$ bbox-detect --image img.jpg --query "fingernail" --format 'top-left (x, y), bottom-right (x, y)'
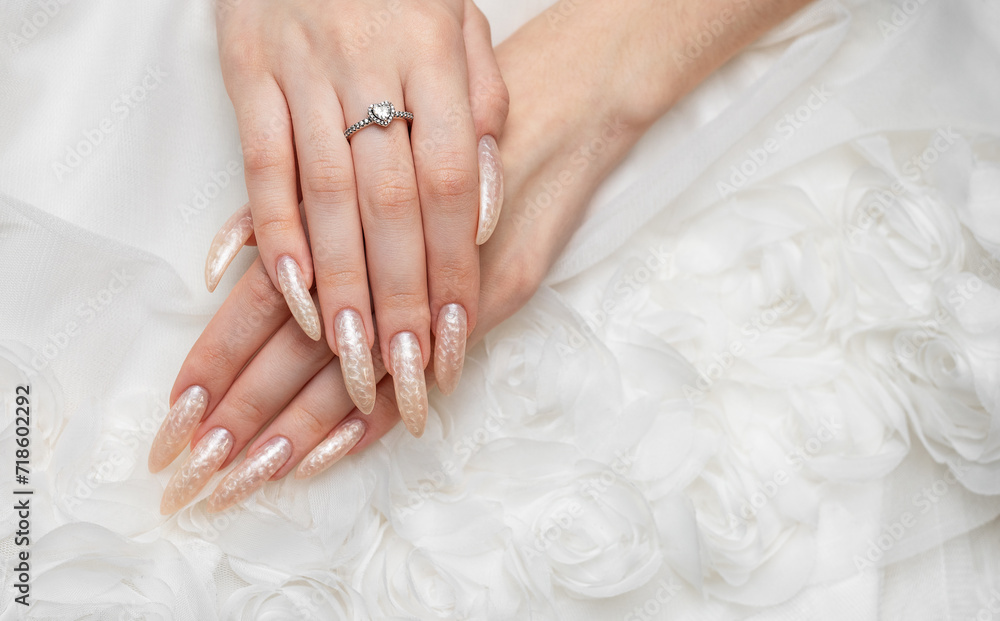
top-left (148, 386), bottom-right (209, 473)
top-left (276, 255), bottom-right (322, 341)
top-left (206, 436), bottom-right (292, 513)
top-left (295, 419), bottom-right (366, 479)
top-left (390, 331), bottom-right (428, 438)
top-left (434, 304), bottom-right (468, 396)
top-left (205, 203), bottom-right (254, 292)
top-left (335, 309), bottom-right (377, 415)
top-left (160, 427), bottom-right (233, 514)
top-left (476, 135), bottom-right (504, 245)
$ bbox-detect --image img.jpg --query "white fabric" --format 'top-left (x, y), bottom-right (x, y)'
top-left (1, 0), bottom-right (999, 618)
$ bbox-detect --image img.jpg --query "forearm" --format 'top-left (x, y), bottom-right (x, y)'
top-left (488, 0), bottom-right (812, 278)
top-left (550, 0), bottom-right (815, 129)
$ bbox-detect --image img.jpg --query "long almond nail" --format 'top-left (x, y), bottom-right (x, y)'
top-left (335, 309), bottom-right (376, 414)
top-left (390, 332), bottom-right (428, 438)
top-left (207, 436), bottom-right (292, 513)
top-left (148, 386), bottom-right (209, 473)
top-left (476, 135), bottom-right (504, 245)
top-left (205, 203), bottom-right (254, 292)
top-left (160, 427), bottom-right (233, 514)
top-left (434, 304), bottom-right (468, 396)
top-left (276, 255), bottom-right (321, 341)
top-left (295, 419), bottom-right (366, 479)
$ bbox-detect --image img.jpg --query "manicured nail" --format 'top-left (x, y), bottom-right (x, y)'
top-left (334, 309), bottom-right (376, 415)
top-left (295, 419), bottom-right (366, 479)
top-left (390, 331), bottom-right (428, 438)
top-left (160, 427), bottom-right (233, 514)
top-left (148, 386), bottom-right (209, 473)
top-left (205, 203), bottom-right (254, 292)
top-left (434, 304), bottom-right (468, 396)
top-left (206, 436), bottom-right (292, 513)
top-left (276, 255), bottom-right (321, 341)
top-left (476, 135), bottom-right (503, 245)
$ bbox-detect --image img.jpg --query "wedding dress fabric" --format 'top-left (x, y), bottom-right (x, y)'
top-left (1, 0), bottom-right (999, 618)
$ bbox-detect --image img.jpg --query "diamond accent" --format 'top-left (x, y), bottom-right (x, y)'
top-left (370, 101), bottom-right (394, 126)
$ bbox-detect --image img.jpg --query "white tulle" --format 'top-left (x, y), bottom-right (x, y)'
top-left (2, 0), bottom-right (1000, 619)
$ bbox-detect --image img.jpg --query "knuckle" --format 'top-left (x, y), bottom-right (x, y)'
top-left (423, 160), bottom-right (477, 204)
top-left (220, 33), bottom-right (267, 74)
top-left (367, 178), bottom-right (419, 222)
top-left (253, 211), bottom-right (298, 238)
top-left (226, 390), bottom-right (270, 424)
top-left (412, 9), bottom-right (461, 53)
top-left (289, 404), bottom-right (330, 438)
top-left (302, 161), bottom-right (355, 205)
top-left (432, 258), bottom-right (478, 294)
top-left (197, 340), bottom-right (237, 381)
top-left (314, 265), bottom-right (366, 292)
top-left (379, 290), bottom-right (430, 322)
top-left (244, 265), bottom-right (285, 311)
top-left (242, 139), bottom-right (290, 176)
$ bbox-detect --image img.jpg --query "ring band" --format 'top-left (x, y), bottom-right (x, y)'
top-left (344, 101), bottom-right (413, 139)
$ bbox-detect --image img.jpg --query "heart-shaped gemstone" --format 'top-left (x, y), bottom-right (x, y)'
top-left (371, 103), bottom-right (392, 125)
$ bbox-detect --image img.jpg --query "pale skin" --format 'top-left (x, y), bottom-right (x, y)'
top-left (156, 0), bottom-right (813, 510)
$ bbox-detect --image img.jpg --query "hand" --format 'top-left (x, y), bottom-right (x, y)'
top-left (206, 0), bottom-right (509, 431)
top-left (149, 0), bottom-right (814, 513)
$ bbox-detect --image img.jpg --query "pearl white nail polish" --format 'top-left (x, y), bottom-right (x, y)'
top-left (160, 427), bottom-right (233, 514)
top-left (205, 203), bottom-right (254, 293)
top-left (207, 436), bottom-right (292, 513)
top-left (335, 309), bottom-right (376, 415)
top-left (434, 304), bottom-right (467, 396)
top-left (148, 386), bottom-right (209, 473)
top-left (390, 331), bottom-right (428, 438)
top-left (276, 255), bottom-right (322, 341)
top-left (476, 135), bottom-right (504, 245)
top-left (295, 419), bottom-right (366, 479)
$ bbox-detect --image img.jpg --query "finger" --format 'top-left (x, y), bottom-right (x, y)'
top-left (150, 258), bottom-right (289, 473)
top-left (463, 1), bottom-right (508, 246)
top-left (344, 90), bottom-right (430, 436)
top-left (405, 59), bottom-right (479, 396)
top-left (250, 338), bottom-right (387, 483)
top-left (283, 71), bottom-right (379, 414)
top-left (232, 77), bottom-right (321, 340)
top-left (159, 314), bottom-right (332, 514)
top-left (205, 202), bottom-right (254, 293)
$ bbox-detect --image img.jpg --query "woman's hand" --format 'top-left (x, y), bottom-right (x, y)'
top-left (149, 0), bottom-right (814, 513)
top-left (207, 0), bottom-right (509, 428)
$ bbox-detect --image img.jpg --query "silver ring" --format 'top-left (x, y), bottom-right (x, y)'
top-left (344, 101), bottom-right (414, 140)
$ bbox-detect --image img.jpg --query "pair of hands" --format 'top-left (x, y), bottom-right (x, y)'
top-left (147, 0), bottom-right (644, 515)
top-left (147, 0), bottom-right (811, 514)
